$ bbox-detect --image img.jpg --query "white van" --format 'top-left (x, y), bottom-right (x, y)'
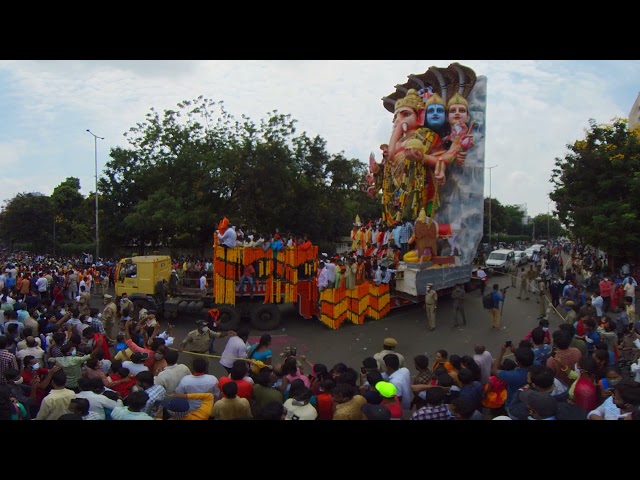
top-left (485, 249), bottom-right (515, 273)
top-left (524, 244), bottom-right (544, 261)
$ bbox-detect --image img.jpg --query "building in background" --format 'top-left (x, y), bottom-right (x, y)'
top-left (629, 92), bottom-right (640, 131)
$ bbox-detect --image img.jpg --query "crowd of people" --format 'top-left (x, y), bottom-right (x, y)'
top-left (2, 238), bottom-right (640, 421)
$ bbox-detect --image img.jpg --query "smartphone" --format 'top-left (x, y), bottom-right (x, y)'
top-left (505, 340), bottom-right (512, 347)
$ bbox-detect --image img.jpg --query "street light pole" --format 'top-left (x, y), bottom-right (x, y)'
top-left (485, 165), bottom-right (498, 248)
top-left (546, 200), bottom-right (552, 240)
top-left (86, 129), bottom-right (104, 263)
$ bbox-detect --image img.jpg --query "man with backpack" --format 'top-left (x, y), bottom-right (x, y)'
top-left (485, 284), bottom-right (506, 330)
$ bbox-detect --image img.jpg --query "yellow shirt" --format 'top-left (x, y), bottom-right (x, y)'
top-left (166, 393), bottom-right (214, 420)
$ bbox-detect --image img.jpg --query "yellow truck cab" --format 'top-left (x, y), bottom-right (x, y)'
top-left (115, 255), bottom-right (172, 311)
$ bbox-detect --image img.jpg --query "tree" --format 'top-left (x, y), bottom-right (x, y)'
top-left (98, 97), bottom-right (371, 254)
top-left (531, 214), bottom-right (565, 240)
top-left (550, 118), bottom-right (640, 258)
top-left (51, 177), bottom-right (93, 245)
top-left (0, 193), bottom-right (54, 251)
top-left (502, 204), bottom-right (526, 235)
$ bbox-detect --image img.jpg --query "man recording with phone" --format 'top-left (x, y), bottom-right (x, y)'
top-left (489, 284), bottom-right (507, 330)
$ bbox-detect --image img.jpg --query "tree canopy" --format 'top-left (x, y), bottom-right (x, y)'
top-left (550, 118), bottom-right (640, 258)
top-left (0, 97), bottom-right (379, 257)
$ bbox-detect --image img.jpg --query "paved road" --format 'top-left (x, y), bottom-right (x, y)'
top-left (124, 269), bottom-right (565, 379)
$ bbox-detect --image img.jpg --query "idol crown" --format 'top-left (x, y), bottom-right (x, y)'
top-left (395, 89), bottom-right (423, 112)
top-left (424, 93), bottom-right (445, 108)
top-left (447, 92), bottom-right (468, 109)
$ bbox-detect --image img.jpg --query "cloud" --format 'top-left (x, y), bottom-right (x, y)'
top-left (0, 60), bottom-right (638, 221)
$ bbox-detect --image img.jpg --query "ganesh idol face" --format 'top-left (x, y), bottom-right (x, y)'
top-left (448, 104), bottom-right (469, 126)
top-left (393, 107), bottom-right (419, 133)
top-left (426, 103), bottom-right (446, 129)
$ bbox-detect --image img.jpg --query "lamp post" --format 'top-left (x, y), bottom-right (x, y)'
top-left (485, 165), bottom-right (498, 248)
top-left (546, 200), bottom-right (552, 240)
top-left (86, 129), bottom-right (104, 263)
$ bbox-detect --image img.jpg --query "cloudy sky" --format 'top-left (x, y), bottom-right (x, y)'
top-left (1, 60), bottom-right (638, 219)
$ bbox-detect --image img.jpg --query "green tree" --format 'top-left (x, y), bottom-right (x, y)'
top-left (0, 193), bottom-right (54, 251)
top-left (503, 204), bottom-right (526, 235)
top-left (531, 214), bottom-right (566, 240)
top-left (483, 197), bottom-right (507, 241)
top-left (98, 97), bottom-right (371, 254)
top-left (51, 177), bottom-right (93, 245)
top-left (550, 118), bottom-right (640, 257)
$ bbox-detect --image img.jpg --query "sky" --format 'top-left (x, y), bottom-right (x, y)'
top-left (1, 60), bottom-right (639, 219)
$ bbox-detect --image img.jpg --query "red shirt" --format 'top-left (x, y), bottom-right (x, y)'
top-left (107, 373), bottom-right (137, 398)
top-left (573, 377), bottom-right (598, 413)
top-left (93, 333), bottom-right (111, 361)
top-left (315, 392), bottom-right (334, 420)
top-left (383, 396), bottom-right (403, 419)
top-left (242, 264), bottom-right (255, 278)
top-left (21, 368), bottom-right (49, 405)
top-left (599, 280), bottom-right (613, 298)
top-left (218, 376), bottom-right (253, 400)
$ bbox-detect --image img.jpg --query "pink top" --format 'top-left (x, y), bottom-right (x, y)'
top-left (286, 369), bottom-right (311, 388)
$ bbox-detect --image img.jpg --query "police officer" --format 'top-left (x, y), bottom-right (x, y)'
top-left (424, 283), bottom-right (438, 331)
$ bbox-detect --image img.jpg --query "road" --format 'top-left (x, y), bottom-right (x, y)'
top-left (91, 268), bottom-right (562, 379)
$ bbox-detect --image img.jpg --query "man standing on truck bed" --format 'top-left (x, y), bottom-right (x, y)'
top-left (424, 283), bottom-right (438, 331)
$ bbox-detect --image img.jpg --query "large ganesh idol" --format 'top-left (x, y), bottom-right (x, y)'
top-left (368, 63), bottom-right (486, 265)
top-left (381, 88), bottom-right (462, 224)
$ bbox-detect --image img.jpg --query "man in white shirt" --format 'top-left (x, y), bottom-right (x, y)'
top-left (175, 357), bottom-right (220, 410)
top-left (476, 267), bottom-right (488, 295)
top-left (217, 226), bottom-right (237, 248)
top-left (154, 349), bottom-right (191, 394)
top-left (592, 292), bottom-right (604, 318)
top-left (199, 273), bottom-right (207, 291)
top-left (473, 345), bottom-right (494, 385)
top-left (75, 377), bottom-right (118, 420)
top-left (623, 279), bottom-right (636, 304)
top-left (325, 260), bottom-right (336, 289)
top-left (317, 263), bottom-right (329, 292)
top-left (35, 273), bottom-right (48, 299)
top-left (384, 353), bottom-right (412, 411)
top-left (16, 336), bottom-right (45, 368)
top-left (219, 327), bottom-right (250, 374)
top-left (122, 352), bottom-right (150, 376)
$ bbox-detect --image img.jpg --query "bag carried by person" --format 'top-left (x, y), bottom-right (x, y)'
top-left (482, 292), bottom-right (494, 310)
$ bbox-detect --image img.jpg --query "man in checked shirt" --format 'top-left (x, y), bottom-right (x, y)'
top-left (399, 218), bottom-right (414, 255)
top-left (411, 385), bottom-right (451, 420)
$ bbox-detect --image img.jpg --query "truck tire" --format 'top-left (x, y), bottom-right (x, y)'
top-left (187, 301), bottom-right (198, 314)
top-left (178, 301), bottom-right (189, 313)
top-left (134, 299), bottom-right (152, 312)
top-left (250, 304), bottom-right (281, 331)
top-left (216, 305), bottom-right (241, 331)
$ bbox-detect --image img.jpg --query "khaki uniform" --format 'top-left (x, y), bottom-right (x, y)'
top-left (538, 281), bottom-right (547, 317)
top-left (424, 288), bottom-right (438, 330)
top-left (181, 329), bottom-right (222, 354)
top-left (518, 271), bottom-right (529, 299)
top-left (509, 263), bottom-right (518, 287)
top-left (102, 301), bottom-right (118, 338)
top-left (120, 297), bottom-right (134, 316)
top-left (526, 268), bottom-right (536, 293)
top-left (78, 291), bottom-right (91, 316)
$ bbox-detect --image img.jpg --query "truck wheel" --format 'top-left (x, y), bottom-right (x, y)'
top-left (216, 306), bottom-right (241, 331)
top-left (186, 301), bottom-right (198, 313)
top-left (250, 304), bottom-right (281, 331)
top-left (134, 299), bottom-right (152, 312)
